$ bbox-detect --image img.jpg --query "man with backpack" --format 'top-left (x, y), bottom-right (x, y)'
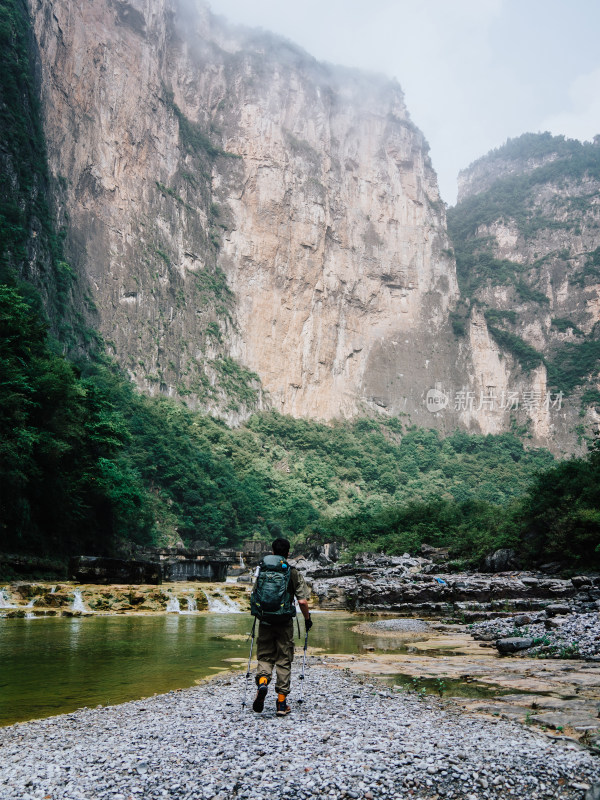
top-left (250, 537), bottom-right (312, 716)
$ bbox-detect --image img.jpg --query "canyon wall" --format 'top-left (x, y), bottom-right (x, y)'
top-left (450, 134), bottom-right (600, 452)
top-left (26, 0), bottom-right (592, 449)
top-left (29, 0), bottom-right (461, 423)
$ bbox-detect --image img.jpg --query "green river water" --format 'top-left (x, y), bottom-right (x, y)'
top-left (0, 613), bottom-right (395, 726)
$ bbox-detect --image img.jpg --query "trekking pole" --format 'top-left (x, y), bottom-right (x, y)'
top-left (297, 626), bottom-right (309, 706)
top-left (241, 618), bottom-right (257, 711)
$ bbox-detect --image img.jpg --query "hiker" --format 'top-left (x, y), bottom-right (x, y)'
top-left (251, 537), bottom-right (312, 716)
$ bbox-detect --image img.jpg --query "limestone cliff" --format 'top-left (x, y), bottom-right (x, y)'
top-left (449, 134), bottom-right (600, 452)
top-left (27, 0), bottom-right (465, 424)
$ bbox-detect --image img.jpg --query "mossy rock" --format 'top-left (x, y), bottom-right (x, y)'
top-left (42, 593), bottom-right (70, 607)
top-left (88, 598), bottom-right (112, 610)
top-left (195, 592), bottom-right (209, 611)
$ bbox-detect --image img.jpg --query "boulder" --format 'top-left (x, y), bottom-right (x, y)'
top-left (539, 562), bottom-right (562, 573)
top-left (482, 548), bottom-right (518, 573)
top-left (513, 614), bottom-right (533, 627)
top-left (545, 617), bottom-right (566, 630)
top-left (572, 575), bottom-right (593, 589)
top-left (545, 603), bottom-right (571, 616)
top-left (496, 637), bottom-right (534, 654)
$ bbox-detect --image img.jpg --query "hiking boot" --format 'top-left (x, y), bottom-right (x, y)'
top-left (252, 678), bottom-right (268, 713)
top-left (276, 693), bottom-right (291, 716)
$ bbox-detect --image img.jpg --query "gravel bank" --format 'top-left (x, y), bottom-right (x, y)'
top-left (2, 665), bottom-right (600, 800)
top-left (360, 618), bottom-right (430, 633)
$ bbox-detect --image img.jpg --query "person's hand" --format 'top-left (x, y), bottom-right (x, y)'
top-left (305, 614), bottom-right (313, 632)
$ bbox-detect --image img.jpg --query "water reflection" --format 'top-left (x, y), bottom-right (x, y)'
top-left (0, 613), bottom-right (353, 725)
top-left (0, 612), bottom-right (414, 726)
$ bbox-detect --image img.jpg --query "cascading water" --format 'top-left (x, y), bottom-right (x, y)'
top-left (186, 595), bottom-right (197, 613)
top-left (0, 589), bottom-right (16, 609)
top-left (202, 589), bottom-right (242, 613)
top-left (71, 589), bottom-right (87, 613)
top-left (165, 595), bottom-right (181, 613)
top-left (239, 554), bottom-right (245, 569)
top-left (25, 599), bottom-right (35, 619)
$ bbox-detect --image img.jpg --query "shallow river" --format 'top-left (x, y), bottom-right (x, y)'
top-left (0, 612), bottom-right (399, 726)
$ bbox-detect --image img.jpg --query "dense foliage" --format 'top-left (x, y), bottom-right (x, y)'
top-left (0, 0), bottom-right (80, 341)
top-left (1, 283), bottom-right (560, 558)
top-left (0, 286), bottom-right (155, 555)
top-left (518, 438), bottom-right (600, 566)
top-left (318, 498), bottom-right (522, 566)
top-left (323, 436), bottom-right (600, 570)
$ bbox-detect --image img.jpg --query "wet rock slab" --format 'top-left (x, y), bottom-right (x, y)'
top-left (2, 667), bottom-right (600, 800)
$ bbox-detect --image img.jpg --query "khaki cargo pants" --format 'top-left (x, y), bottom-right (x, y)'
top-left (255, 619), bottom-right (295, 696)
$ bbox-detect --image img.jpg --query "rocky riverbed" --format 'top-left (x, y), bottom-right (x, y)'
top-left (470, 612), bottom-right (600, 659)
top-left (2, 665), bottom-right (600, 800)
top-left (343, 618), bottom-right (600, 749)
top-left (308, 565), bottom-right (600, 620)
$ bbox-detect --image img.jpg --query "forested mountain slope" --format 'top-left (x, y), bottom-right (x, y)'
top-left (448, 133), bottom-right (600, 449)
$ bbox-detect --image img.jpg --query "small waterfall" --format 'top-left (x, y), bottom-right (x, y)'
top-left (71, 589), bottom-right (87, 613)
top-left (166, 595), bottom-right (181, 613)
top-left (25, 599), bottom-right (35, 619)
top-left (0, 589), bottom-right (16, 609)
top-left (239, 554), bottom-right (245, 569)
top-left (50, 586), bottom-right (56, 594)
top-left (186, 595), bottom-right (197, 613)
top-left (203, 588), bottom-right (242, 613)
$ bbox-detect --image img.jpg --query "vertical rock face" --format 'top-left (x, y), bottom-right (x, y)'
top-left (208, 46), bottom-right (458, 420)
top-left (30, 0), bottom-right (262, 420)
top-left (29, 0), bottom-right (461, 422)
top-left (449, 134), bottom-right (600, 452)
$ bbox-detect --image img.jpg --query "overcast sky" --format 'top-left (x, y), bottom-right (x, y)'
top-left (205, 0), bottom-right (600, 205)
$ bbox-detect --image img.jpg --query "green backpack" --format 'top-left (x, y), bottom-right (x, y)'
top-left (250, 555), bottom-right (296, 623)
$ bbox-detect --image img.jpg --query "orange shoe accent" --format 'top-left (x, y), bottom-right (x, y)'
top-left (259, 677), bottom-right (268, 686)
top-left (277, 693), bottom-right (286, 703)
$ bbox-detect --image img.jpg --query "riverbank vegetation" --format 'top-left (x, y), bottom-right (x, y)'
top-left (322, 433), bottom-right (600, 569)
